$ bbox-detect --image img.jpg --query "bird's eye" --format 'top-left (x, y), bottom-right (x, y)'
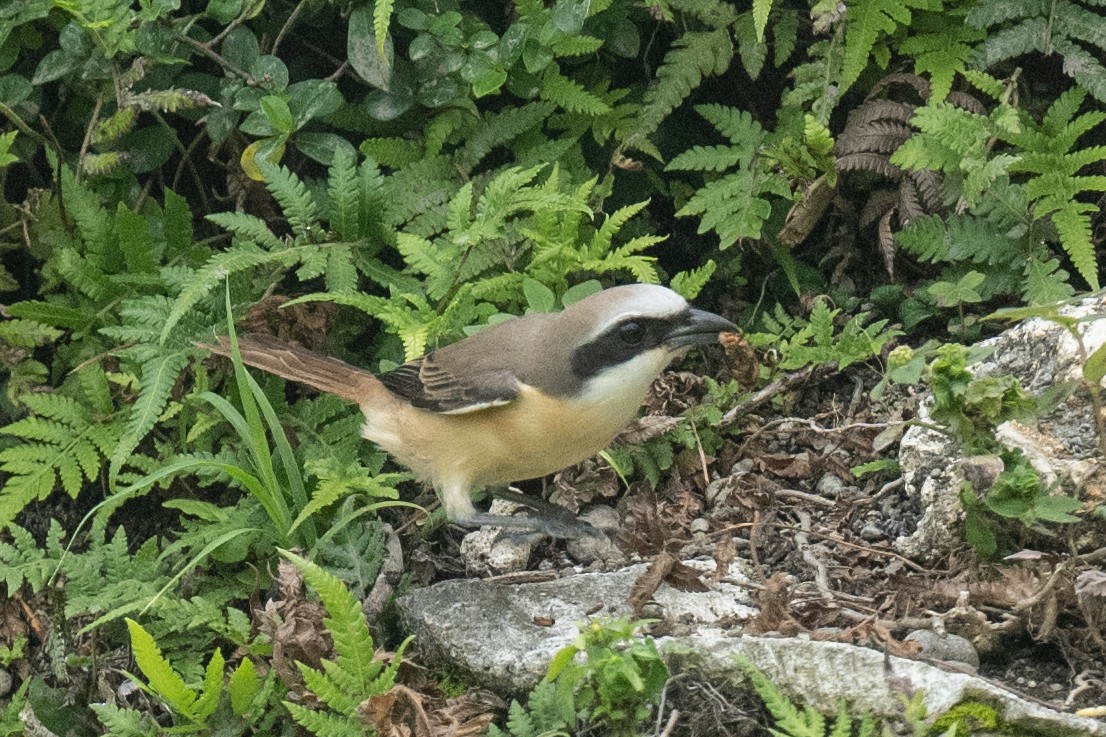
top-left (618, 321), bottom-right (646, 345)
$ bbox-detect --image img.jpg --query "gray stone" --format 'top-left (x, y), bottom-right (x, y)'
top-left (687, 633), bottom-right (1103, 736)
top-left (815, 473), bottom-right (847, 498)
top-left (895, 292), bottom-right (1106, 560)
top-left (459, 500), bottom-right (540, 576)
top-left (397, 570), bottom-right (1103, 735)
top-left (905, 629), bottom-right (980, 669)
top-left (565, 506), bottom-right (624, 564)
top-left (397, 561), bottom-right (756, 690)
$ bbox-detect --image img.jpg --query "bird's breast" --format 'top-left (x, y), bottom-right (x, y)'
top-left (358, 363), bottom-right (664, 488)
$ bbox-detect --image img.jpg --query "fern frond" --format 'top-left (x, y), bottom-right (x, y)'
top-left (326, 148), bottom-right (361, 242)
top-left (359, 137), bottom-right (422, 168)
top-left (667, 144), bottom-right (746, 171)
top-left (374, 0), bottom-right (394, 58)
top-left (541, 69), bottom-right (612, 116)
top-left (1022, 257), bottom-right (1075, 303)
top-left (205, 212), bottom-right (285, 250)
top-left (552, 35), bottom-right (604, 56)
top-left (1048, 202), bottom-right (1099, 289)
top-left (256, 161), bottom-right (320, 239)
top-left (0, 397), bottom-right (123, 529)
top-left (283, 702), bottom-right (362, 737)
top-left (841, 0), bottom-right (933, 94)
top-left (108, 350), bottom-right (192, 479)
top-left (671, 260), bottom-right (717, 299)
top-left (458, 102), bottom-right (556, 170)
top-left (158, 243), bottom-right (313, 343)
top-left (627, 28), bottom-right (733, 149)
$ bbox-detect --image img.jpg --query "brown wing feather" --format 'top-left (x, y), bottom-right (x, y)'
top-left (378, 354), bottom-right (519, 414)
top-left (201, 335), bottom-right (382, 404)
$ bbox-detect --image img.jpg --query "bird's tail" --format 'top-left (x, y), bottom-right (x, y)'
top-left (200, 335), bottom-right (383, 404)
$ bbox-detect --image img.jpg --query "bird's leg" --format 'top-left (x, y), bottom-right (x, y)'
top-left (440, 480), bottom-right (604, 540)
top-left (459, 511), bottom-right (603, 540)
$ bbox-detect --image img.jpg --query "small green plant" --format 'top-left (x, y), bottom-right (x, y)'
top-left (960, 452), bottom-right (1083, 557)
top-left (544, 618), bottom-right (669, 737)
top-left (923, 343), bottom-right (1035, 451)
top-left (487, 680), bottom-right (574, 737)
top-left (735, 655), bottom-right (877, 737)
top-left (893, 342), bottom-right (1084, 556)
top-left (92, 618), bottom-right (270, 736)
top-left (279, 549), bottom-right (411, 736)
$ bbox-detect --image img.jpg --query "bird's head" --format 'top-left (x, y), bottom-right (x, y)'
top-left (566, 284), bottom-right (736, 388)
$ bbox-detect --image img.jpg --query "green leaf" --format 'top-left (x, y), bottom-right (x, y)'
top-left (1084, 342), bottom-right (1106, 384)
top-left (523, 278), bottom-right (556, 312)
top-left (126, 619), bottom-right (198, 718)
top-left (349, 5), bottom-right (393, 89)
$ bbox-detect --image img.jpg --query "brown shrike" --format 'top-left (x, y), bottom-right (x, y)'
top-left (205, 284), bottom-right (735, 536)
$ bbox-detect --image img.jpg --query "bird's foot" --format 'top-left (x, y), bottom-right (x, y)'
top-left (458, 510), bottom-right (604, 541)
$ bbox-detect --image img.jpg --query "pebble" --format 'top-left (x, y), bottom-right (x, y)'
top-left (905, 630), bottom-right (980, 669)
top-left (815, 474), bottom-right (846, 498)
top-left (859, 522), bottom-right (885, 541)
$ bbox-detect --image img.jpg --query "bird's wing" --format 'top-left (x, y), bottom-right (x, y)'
top-left (378, 356), bottom-right (520, 414)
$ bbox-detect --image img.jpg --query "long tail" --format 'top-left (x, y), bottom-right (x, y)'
top-left (200, 335), bottom-right (383, 404)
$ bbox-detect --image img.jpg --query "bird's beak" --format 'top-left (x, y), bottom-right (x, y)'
top-left (665, 308), bottom-right (737, 349)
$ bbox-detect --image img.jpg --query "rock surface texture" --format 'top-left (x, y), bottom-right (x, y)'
top-left (896, 293), bottom-right (1106, 560)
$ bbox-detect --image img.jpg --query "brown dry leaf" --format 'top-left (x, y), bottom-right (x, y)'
top-left (552, 457), bottom-right (620, 512)
top-left (1075, 569), bottom-right (1106, 598)
top-left (428, 692), bottom-right (500, 737)
top-left (667, 560), bottom-right (709, 593)
top-left (644, 371), bottom-right (706, 415)
top-left (844, 618), bottom-right (921, 659)
top-left (713, 535), bottom-right (736, 583)
top-left (747, 572), bottom-right (800, 635)
top-left (756, 452), bottom-right (812, 479)
top-left (0, 598), bottom-right (31, 647)
top-left (618, 488), bottom-right (671, 555)
top-left (719, 332), bottom-right (760, 390)
top-left (360, 685), bottom-right (433, 737)
top-left (613, 415), bottom-right (683, 446)
top-left (629, 549), bottom-right (676, 614)
top-left (241, 294), bottom-right (337, 351)
top-left (255, 558), bottom-right (331, 690)
top-left (932, 567), bottom-right (1043, 609)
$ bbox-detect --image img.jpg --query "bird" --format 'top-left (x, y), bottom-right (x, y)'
top-left (203, 284), bottom-right (736, 537)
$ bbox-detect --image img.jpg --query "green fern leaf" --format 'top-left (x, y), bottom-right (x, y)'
top-left (753, 0), bottom-right (772, 41)
top-left (283, 702), bottom-right (362, 737)
top-left (374, 0), bottom-right (394, 58)
top-left (204, 212), bottom-right (284, 250)
top-left (91, 703), bottom-right (159, 737)
top-left (126, 618), bottom-right (199, 717)
top-left (0, 523), bottom-right (55, 592)
top-left (1048, 203), bottom-right (1099, 289)
top-left (158, 243), bottom-right (312, 343)
top-left (359, 136), bottom-right (422, 168)
top-left (552, 35), bottom-right (604, 56)
top-left (256, 160), bottom-right (319, 239)
top-left (841, 0), bottom-right (934, 93)
top-left (0, 396), bottom-right (123, 529)
top-left (327, 148), bottom-right (360, 242)
top-left (1023, 257), bottom-right (1075, 303)
top-left (108, 350), bottom-right (192, 480)
top-left (671, 260), bottom-right (717, 299)
top-left (667, 144), bottom-right (746, 172)
top-left (898, 14), bottom-right (983, 101)
top-left (458, 102), bottom-right (556, 170)
top-left (734, 12), bottom-right (767, 80)
top-left (540, 68), bottom-right (612, 116)
top-left (282, 551), bottom-right (384, 692)
top-left (627, 28), bottom-right (733, 149)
